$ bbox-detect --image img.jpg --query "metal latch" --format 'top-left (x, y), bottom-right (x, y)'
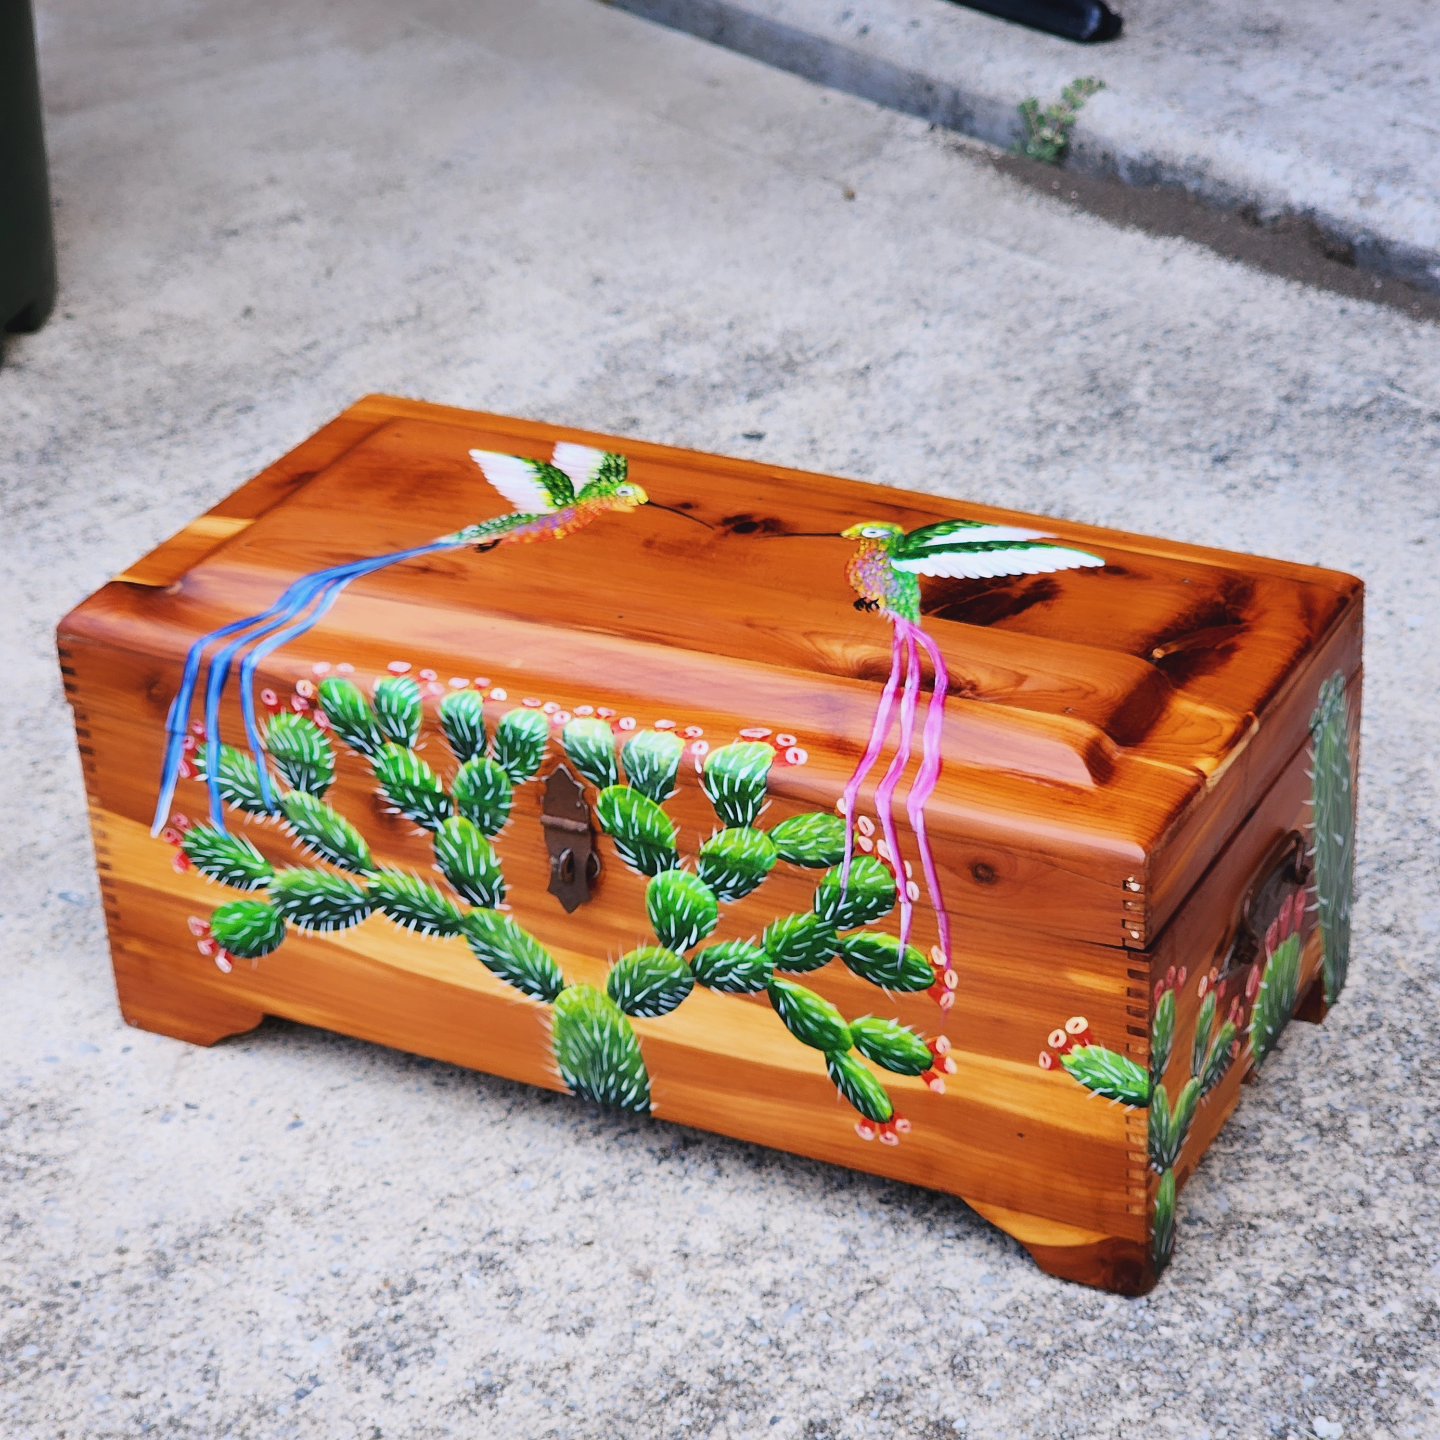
top-left (541, 764), bottom-right (601, 912)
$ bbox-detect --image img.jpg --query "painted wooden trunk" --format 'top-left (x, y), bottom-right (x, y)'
top-left (58, 395), bottom-right (1361, 1294)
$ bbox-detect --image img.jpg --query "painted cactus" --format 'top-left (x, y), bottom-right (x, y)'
top-left (166, 666), bottom-right (952, 1141)
top-left (1309, 673), bottom-right (1355, 1005)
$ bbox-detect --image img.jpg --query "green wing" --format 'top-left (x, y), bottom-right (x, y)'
top-left (893, 520), bottom-right (1103, 580)
top-left (470, 449), bottom-right (576, 512)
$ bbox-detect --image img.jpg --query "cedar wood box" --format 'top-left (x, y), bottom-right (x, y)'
top-left (58, 396), bottom-right (1362, 1294)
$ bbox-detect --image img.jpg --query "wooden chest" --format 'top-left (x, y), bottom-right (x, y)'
top-left (58, 395), bottom-right (1361, 1294)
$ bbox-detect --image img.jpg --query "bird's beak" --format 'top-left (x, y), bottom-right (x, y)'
top-left (647, 501), bottom-right (714, 530)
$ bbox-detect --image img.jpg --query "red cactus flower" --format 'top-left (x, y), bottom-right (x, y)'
top-left (878, 1124), bottom-right (900, 1146)
top-left (187, 915), bottom-right (209, 938)
top-left (855, 1120), bottom-right (877, 1142)
top-left (172, 852), bottom-right (192, 873)
top-left (923, 1068), bottom-right (947, 1092)
top-left (930, 1035), bottom-right (952, 1058)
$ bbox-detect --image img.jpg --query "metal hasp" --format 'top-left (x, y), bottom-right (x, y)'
top-left (541, 764), bottom-right (601, 912)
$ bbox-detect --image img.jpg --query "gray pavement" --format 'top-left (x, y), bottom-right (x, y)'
top-left (4, 0), bottom-right (1440, 1435)
top-left (616, 0), bottom-right (1440, 291)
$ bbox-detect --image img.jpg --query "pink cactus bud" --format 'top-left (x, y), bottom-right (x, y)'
top-left (187, 916), bottom-right (210, 937)
top-left (313, 712), bottom-right (331, 730)
top-left (595, 706), bottom-right (614, 718)
top-left (1177, 967), bottom-right (1188, 987)
top-left (854, 1120), bottom-right (876, 1142)
top-left (654, 719), bottom-right (676, 730)
top-left (260, 688), bottom-right (279, 710)
top-left (489, 687), bottom-right (507, 701)
top-left (1246, 966), bottom-right (1261, 999)
top-left (775, 733), bottom-right (797, 748)
top-left (1048, 1027), bottom-right (1068, 1051)
top-left (931, 1035), bottom-right (952, 1057)
top-left (878, 1126), bottom-right (900, 1147)
top-left (161, 826), bottom-right (182, 846)
top-left (784, 747), bottom-right (809, 766)
top-left (619, 716), bottom-right (637, 730)
top-left (523, 696), bottom-right (541, 708)
top-left (1166, 966), bottom-right (1176, 986)
top-left (1065, 1016), bottom-right (1089, 1036)
top-left (295, 678), bottom-right (316, 699)
top-left (386, 660), bottom-right (411, 675)
top-left (1038, 1052), bottom-right (1054, 1071)
top-left (426, 682), bottom-right (444, 697)
top-left (172, 813), bottom-right (193, 831)
top-left (418, 668), bottom-right (437, 682)
top-left (291, 695), bottom-right (310, 712)
top-left (172, 853), bottom-right (192, 873)
top-left (942, 1055), bottom-right (958, 1075)
top-left (336, 662), bottom-right (355, 675)
top-left (311, 661), bottom-right (332, 676)
top-left (213, 950), bottom-right (234, 974)
top-left (1198, 974), bottom-right (1209, 999)
top-left (683, 726), bottom-right (703, 738)
top-left (937, 990), bottom-right (955, 1011)
top-left (448, 677), bottom-right (469, 689)
top-left (1266, 918), bottom-right (1280, 954)
top-left (943, 970), bottom-right (958, 991)
top-left (1154, 981), bottom-right (1165, 1004)
top-left (190, 721), bottom-right (206, 736)
top-left (552, 711), bottom-right (572, 727)
top-left (893, 1117), bottom-right (912, 1135)
top-left (181, 735), bottom-right (198, 754)
top-left (196, 937), bottom-right (216, 957)
top-left (739, 727), bottom-right (772, 740)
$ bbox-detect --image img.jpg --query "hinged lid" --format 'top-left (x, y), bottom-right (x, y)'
top-left (67, 396), bottom-right (1363, 951)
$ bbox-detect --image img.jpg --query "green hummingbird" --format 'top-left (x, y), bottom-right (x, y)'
top-left (835, 517), bottom-right (1104, 1003)
top-left (154, 442), bottom-right (706, 836)
top-left (840, 518), bottom-right (1105, 623)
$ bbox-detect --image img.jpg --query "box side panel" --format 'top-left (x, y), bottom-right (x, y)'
top-left (1111, 666), bottom-right (1359, 1274)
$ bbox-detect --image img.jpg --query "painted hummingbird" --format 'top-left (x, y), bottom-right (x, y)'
top-left (835, 518), bottom-right (1104, 1001)
top-left (153, 442), bottom-right (696, 835)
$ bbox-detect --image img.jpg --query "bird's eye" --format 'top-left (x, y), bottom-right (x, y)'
top-left (617, 485), bottom-right (635, 497)
top-left (862, 526), bottom-right (889, 538)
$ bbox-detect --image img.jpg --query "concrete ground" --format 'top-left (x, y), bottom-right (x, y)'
top-left (616, 0), bottom-right (1440, 291)
top-left (4, 0), bottom-right (1439, 1435)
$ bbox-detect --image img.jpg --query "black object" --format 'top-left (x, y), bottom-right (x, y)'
top-left (952, 0), bottom-right (1122, 42)
top-left (542, 766), bottom-right (602, 913)
top-left (1, 0), bottom-right (58, 364)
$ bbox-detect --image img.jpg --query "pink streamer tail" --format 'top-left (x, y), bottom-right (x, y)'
top-left (839, 623), bottom-right (906, 894)
top-left (875, 627), bottom-right (921, 951)
top-left (905, 620), bottom-right (954, 976)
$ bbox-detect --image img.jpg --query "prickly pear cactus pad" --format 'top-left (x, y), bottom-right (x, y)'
top-left (161, 659), bottom-right (955, 1146)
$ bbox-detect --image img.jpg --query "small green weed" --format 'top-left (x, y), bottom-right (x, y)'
top-left (1016, 77), bottom-right (1105, 165)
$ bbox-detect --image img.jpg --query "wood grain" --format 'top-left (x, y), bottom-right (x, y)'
top-left (58, 395), bottom-right (1363, 1293)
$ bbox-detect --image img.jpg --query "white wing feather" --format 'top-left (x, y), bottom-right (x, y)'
top-left (469, 449), bottom-right (560, 514)
top-left (893, 546), bottom-right (1104, 580)
top-left (550, 442), bottom-right (607, 491)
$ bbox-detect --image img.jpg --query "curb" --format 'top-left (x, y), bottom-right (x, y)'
top-left (608, 0), bottom-right (1440, 296)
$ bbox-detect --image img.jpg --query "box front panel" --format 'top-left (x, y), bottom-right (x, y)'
top-left (62, 628), bottom-right (1151, 1285)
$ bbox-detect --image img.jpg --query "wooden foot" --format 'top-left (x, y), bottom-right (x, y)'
top-left (1293, 971), bottom-right (1331, 1026)
top-left (113, 945), bottom-right (266, 1047)
top-left (965, 1198), bottom-right (1158, 1295)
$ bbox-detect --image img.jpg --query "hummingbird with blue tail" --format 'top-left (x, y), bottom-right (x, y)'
top-left (152, 442), bottom-right (705, 836)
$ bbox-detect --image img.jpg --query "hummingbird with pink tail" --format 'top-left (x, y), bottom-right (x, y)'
top-left (836, 518), bottom-right (1105, 998)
